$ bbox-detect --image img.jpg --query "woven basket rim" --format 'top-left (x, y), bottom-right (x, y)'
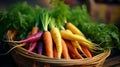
top-left (9, 41), bottom-right (111, 65)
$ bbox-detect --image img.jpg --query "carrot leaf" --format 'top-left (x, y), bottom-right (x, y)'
top-left (40, 9), bottom-right (51, 31)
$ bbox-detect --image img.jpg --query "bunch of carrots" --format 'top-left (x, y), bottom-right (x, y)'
top-left (7, 8), bottom-right (101, 59)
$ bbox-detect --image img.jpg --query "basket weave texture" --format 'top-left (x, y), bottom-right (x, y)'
top-left (7, 31), bottom-right (111, 67)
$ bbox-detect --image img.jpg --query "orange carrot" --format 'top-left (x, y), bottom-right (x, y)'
top-left (65, 40), bottom-right (83, 59)
top-left (60, 30), bottom-right (97, 51)
top-left (43, 31), bottom-right (53, 58)
top-left (80, 44), bottom-right (92, 58)
top-left (40, 11), bottom-right (54, 58)
top-left (53, 45), bottom-right (58, 58)
top-left (31, 26), bottom-right (39, 34)
top-left (62, 39), bottom-right (70, 59)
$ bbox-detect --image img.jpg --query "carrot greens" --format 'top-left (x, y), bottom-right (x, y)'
top-left (40, 9), bottom-right (51, 31)
top-left (0, 2), bottom-right (40, 40)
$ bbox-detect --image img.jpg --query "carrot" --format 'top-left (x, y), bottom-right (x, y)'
top-left (31, 26), bottom-right (39, 34)
top-left (21, 32), bottom-right (43, 43)
top-left (37, 40), bottom-right (43, 55)
top-left (66, 22), bottom-right (85, 37)
top-left (65, 29), bottom-right (92, 58)
top-left (53, 45), bottom-right (58, 58)
top-left (60, 30), bottom-right (97, 51)
top-left (47, 17), bottom-right (62, 59)
top-left (28, 42), bottom-right (37, 52)
top-left (62, 39), bottom-right (70, 59)
top-left (43, 31), bottom-right (53, 58)
top-left (40, 10), bottom-right (54, 58)
top-left (24, 32), bottom-right (32, 49)
top-left (65, 40), bottom-right (83, 59)
top-left (80, 43), bottom-right (93, 58)
top-left (28, 26), bottom-right (39, 52)
top-left (66, 26), bottom-right (93, 58)
top-left (50, 27), bottom-right (62, 59)
top-left (71, 41), bottom-right (83, 54)
top-left (71, 41), bottom-right (93, 58)
top-left (7, 32), bottom-right (43, 43)
top-left (65, 29), bottom-right (83, 52)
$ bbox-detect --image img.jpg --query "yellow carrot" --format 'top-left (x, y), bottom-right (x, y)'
top-left (50, 27), bottom-right (62, 59)
top-left (60, 30), bottom-right (97, 51)
top-left (65, 29), bottom-right (84, 53)
top-left (66, 24), bottom-right (95, 57)
top-left (71, 41), bottom-right (84, 53)
top-left (66, 22), bottom-right (85, 37)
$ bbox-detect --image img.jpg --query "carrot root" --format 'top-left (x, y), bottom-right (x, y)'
top-left (28, 42), bottom-right (37, 52)
top-left (43, 31), bottom-right (53, 58)
top-left (80, 44), bottom-right (93, 58)
top-left (62, 39), bottom-right (70, 59)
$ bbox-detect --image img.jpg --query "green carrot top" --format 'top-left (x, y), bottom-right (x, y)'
top-left (50, 2), bottom-right (70, 30)
top-left (40, 9), bottom-right (52, 31)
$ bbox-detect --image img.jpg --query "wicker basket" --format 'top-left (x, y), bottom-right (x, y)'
top-left (7, 30), bottom-right (111, 67)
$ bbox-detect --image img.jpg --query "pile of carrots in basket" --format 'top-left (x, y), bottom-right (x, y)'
top-left (8, 9), bottom-right (100, 59)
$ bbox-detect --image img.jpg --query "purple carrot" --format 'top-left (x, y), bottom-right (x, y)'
top-left (37, 40), bottom-right (43, 55)
top-left (28, 42), bottom-right (37, 52)
top-left (8, 32), bottom-right (43, 43)
top-left (19, 32), bottom-right (43, 43)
